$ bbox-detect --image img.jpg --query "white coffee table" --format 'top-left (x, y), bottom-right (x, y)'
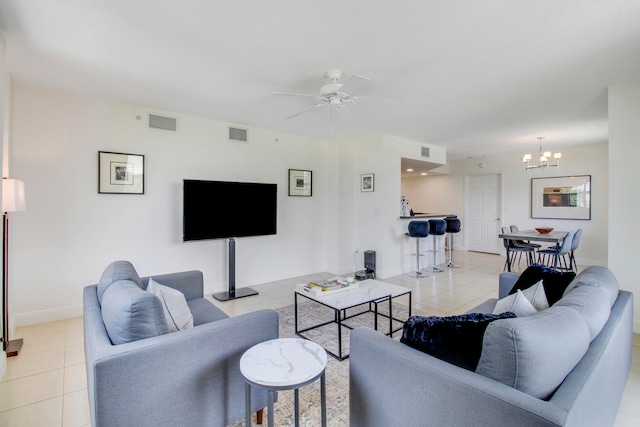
top-left (295, 279), bottom-right (412, 360)
top-left (240, 338), bottom-right (327, 427)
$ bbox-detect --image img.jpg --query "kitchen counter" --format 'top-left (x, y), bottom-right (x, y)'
top-left (399, 213), bottom-right (455, 219)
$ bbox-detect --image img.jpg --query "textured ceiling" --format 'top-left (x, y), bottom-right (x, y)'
top-left (1, 0), bottom-right (639, 161)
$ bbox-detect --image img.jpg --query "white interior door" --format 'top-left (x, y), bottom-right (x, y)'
top-left (466, 174), bottom-right (502, 254)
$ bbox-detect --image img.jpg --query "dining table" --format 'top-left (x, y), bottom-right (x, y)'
top-left (499, 229), bottom-right (569, 272)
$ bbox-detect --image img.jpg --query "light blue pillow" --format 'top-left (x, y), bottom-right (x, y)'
top-left (100, 280), bottom-right (170, 345)
top-left (97, 260), bottom-right (143, 304)
top-left (476, 306), bottom-right (590, 399)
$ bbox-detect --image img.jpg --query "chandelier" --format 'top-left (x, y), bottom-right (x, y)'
top-left (522, 137), bottom-right (561, 170)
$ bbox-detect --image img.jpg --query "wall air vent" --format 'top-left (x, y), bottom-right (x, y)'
top-left (421, 146), bottom-right (430, 158)
top-left (229, 126), bottom-right (248, 143)
top-left (148, 113), bottom-right (178, 132)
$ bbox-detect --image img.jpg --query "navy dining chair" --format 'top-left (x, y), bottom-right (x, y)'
top-left (502, 226), bottom-right (536, 272)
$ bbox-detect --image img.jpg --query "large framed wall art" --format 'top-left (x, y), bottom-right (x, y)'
top-left (531, 175), bottom-right (591, 220)
top-left (98, 151), bottom-right (145, 194)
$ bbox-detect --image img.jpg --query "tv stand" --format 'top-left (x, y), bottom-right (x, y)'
top-left (213, 237), bottom-right (258, 301)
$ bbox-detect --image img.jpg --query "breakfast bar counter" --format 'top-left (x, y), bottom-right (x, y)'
top-left (399, 213), bottom-right (454, 219)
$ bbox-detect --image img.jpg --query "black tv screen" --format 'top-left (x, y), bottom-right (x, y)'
top-left (183, 179), bottom-right (277, 241)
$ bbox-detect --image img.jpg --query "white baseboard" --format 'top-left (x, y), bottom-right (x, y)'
top-left (0, 351), bottom-right (6, 380)
top-left (12, 305), bottom-right (83, 332)
top-left (574, 258), bottom-right (608, 268)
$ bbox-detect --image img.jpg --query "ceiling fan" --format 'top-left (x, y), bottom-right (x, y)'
top-left (273, 69), bottom-right (402, 128)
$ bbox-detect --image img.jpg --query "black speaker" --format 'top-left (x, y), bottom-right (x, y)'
top-left (364, 250), bottom-right (376, 278)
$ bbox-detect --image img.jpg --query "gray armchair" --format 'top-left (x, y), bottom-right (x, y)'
top-left (83, 265), bottom-right (278, 427)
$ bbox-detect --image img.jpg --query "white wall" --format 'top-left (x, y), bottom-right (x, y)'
top-left (345, 134), bottom-right (449, 279)
top-left (10, 85), bottom-right (331, 324)
top-left (402, 143), bottom-right (609, 266)
top-left (8, 85), bottom-right (438, 326)
top-left (11, 82), bottom-right (622, 328)
top-left (609, 78), bottom-right (640, 333)
top-left (402, 173), bottom-right (462, 221)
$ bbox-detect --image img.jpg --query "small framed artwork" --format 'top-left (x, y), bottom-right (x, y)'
top-left (361, 173), bottom-right (374, 192)
top-left (288, 169), bottom-right (312, 196)
top-left (98, 151), bottom-right (145, 194)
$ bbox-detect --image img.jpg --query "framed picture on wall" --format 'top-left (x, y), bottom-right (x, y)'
top-left (98, 151), bottom-right (145, 194)
top-left (531, 175), bottom-right (591, 220)
top-left (361, 173), bottom-right (374, 192)
top-left (288, 169), bottom-right (312, 196)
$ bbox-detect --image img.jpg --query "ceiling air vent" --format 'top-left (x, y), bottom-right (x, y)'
top-left (421, 146), bottom-right (430, 158)
top-left (148, 113), bottom-right (178, 132)
top-left (229, 126), bottom-right (248, 143)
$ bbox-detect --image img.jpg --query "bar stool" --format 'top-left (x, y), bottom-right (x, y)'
top-left (444, 216), bottom-right (461, 268)
top-left (427, 219), bottom-right (447, 273)
top-left (405, 221), bottom-right (430, 278)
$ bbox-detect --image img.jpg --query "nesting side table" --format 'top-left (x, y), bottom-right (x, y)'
top-left (240, 338), bottom-right (327, 427)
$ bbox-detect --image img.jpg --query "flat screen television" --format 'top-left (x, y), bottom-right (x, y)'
top-left (183, 179), bottom-right (277, 241)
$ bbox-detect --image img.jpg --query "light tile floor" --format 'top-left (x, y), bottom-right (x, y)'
top-left (1, 251), bottom-right (638, 426)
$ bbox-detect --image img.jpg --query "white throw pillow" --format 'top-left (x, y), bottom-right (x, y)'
top-left (146, 278), bottom-right (194, 332)
top-left (493, 289), bottom-right (538, 317)
top-left (522, 280), bottom-right (549, 311)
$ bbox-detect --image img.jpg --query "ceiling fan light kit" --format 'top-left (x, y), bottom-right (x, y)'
top-left (273, 69), bottom-right (402, 128)
top-left (522, 136), bottom-right (561, 171)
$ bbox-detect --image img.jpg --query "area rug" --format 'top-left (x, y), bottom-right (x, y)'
top-left (229, 300), bottom-right (421, 427)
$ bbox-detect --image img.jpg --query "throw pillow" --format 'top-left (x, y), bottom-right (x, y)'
top-left (400, 312), bottom-right (517, 371)
top-left (100, 280), bottom-right (171, 345)
top-left (476, 306), bottom-right (590, 400)
top-left (493, 289), bottom-right (538, 317)
top-left (97, 260), bottom-right (143, 304)
top-left (509, 264), bottom-right (576, 305)
top-left (508, 263), bottom-right (545, 294)
top-left (147, 278), bottom-right (194, 332)
top-left (521, 281), bottom-right (549, 311)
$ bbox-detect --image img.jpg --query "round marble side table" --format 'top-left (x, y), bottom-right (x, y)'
top-left (240, 338), bottom-right (327, 427)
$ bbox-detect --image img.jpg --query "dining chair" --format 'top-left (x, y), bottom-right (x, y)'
top-left (569, 228), bottom-right (583, 272)
top-left (537, 230), bottom-right (576, 271)
top-left (502, 226), bottom-right (536, 272)
top-left (509, 225), bottom-right (541, 249)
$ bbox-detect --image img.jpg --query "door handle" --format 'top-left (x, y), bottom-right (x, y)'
top-left (495, 218), bottom-right (500, 221)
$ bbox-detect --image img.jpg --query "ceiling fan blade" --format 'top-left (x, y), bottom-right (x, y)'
top-left (356, 95), bottom-right (403, 105)
top-left (272, 92), bottom-right (317, 98)
top-left (338, 75), bottom-right (370, 95)
top-left (284, 103), bottom-right (325, 119)
top-left (335, 104), bottom-right (354, 123)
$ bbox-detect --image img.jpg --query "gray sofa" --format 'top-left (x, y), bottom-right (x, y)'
top-left (83, 261), bottom-right (279, 427)
top-left (349, 266), bottom-right (633, 427)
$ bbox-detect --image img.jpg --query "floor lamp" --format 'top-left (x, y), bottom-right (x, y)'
top-left (2, 178), bottom-right (26, 357)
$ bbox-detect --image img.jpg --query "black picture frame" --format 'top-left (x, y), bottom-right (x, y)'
top-left (531, 175), bottom-right (591, 220)
top-left (361, 173), bottom-right (374, 192)
top-left (288, 169), bottom-right (312, 196)
top-left (98, 151), bottom-right (145, 194)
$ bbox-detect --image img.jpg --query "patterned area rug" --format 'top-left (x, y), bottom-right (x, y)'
top-left (229, 300), bottom-right (417, 427)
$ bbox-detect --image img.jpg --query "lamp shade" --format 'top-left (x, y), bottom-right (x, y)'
top-left (2, 179), bottom-right (26, 213)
